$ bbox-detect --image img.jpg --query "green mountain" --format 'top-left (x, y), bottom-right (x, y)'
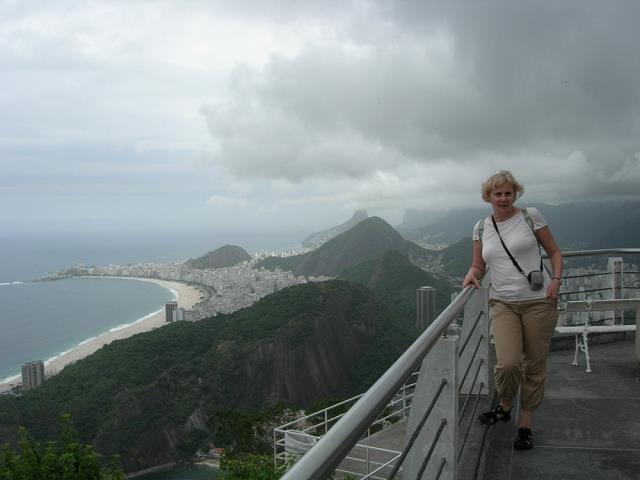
top-left (340, 250), bottom-right (457, 327)
top-left (185, 245), bottom-right (251, 269)
top-left (258, 216), bottom-right (439, 276)
top-left (0, 281), bottom-right (413, 474)
top-left (302, 210), bottom-right (369, 249)
top-left (441, 237), bottom-right (473, 278)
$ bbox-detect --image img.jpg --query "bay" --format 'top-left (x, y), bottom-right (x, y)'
top-left (0, 277), bottom-right (175, 381)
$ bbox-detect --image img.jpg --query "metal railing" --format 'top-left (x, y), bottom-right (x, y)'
top-left (279, 248), bottom-right (640, 480)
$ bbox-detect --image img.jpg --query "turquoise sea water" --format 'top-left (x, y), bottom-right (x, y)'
top-left (0, 277), bottom-right (175, 381)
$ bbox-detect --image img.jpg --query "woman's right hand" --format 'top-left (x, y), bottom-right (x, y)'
top-left (463, 270), bottom-right (481, 289)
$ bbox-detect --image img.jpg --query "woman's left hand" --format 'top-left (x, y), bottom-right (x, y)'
top-left (547, 278), bottom-right (561, 299)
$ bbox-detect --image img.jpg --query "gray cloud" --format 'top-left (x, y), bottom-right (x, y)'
top-left (201, 1), bottom-right (640, 205)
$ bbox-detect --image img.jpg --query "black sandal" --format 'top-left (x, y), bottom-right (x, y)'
top-left (478, 404), bottom-right (511, 425)
top-left (514, 427), bottom-right (534, 450)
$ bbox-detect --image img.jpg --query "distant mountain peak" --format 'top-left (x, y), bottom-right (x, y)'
top-left (259, 215), bottom-right (439, 277)
top-left (302, 210), bottom-right (369, 249)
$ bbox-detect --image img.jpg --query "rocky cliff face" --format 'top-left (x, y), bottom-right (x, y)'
top-left (216, 284), bottom-right (382, 409)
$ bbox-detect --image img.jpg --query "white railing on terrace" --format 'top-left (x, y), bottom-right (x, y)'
top-left (278, 248), bottom-right (640, 480)
top-left (274, 372), bottom-right (419, 478)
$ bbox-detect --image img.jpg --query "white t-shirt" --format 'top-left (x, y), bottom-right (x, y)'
top-left (472, 207), bottom-right (550, 301)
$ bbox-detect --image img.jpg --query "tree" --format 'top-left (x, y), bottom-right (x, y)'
top-left (219, 453), bottom-right (280, 480)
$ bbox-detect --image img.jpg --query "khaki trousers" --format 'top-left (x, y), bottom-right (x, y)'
top-left (490, 297), bottom-right (558, 411)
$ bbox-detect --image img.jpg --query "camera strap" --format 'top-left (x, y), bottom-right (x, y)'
top-left (491, 214), bottom-right (543, 278)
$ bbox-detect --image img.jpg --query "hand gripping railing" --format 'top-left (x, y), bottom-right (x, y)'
top-left (281, 286), bottom-right (477, 480)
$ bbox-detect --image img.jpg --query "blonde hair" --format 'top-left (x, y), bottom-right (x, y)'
top-left (481, 170), bottom-right (524, 202)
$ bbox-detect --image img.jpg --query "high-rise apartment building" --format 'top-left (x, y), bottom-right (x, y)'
top-left (21, 360), bottom-right (45, 391)
top-left (165, 301), bottom-right (178, 322)
top-left (416, 286), bottom-right (436, 331)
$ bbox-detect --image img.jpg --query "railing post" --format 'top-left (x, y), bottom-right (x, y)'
top-left (402, 384), bottom-right (407, 419)
top-left (366, 446), bottom-right (370, 475)
top-left (403, 336), bottom-right (459, 480)
top-left (324, 410), bottom-right (328, 434)
top-left (274, 429), bottom-right (278, 470)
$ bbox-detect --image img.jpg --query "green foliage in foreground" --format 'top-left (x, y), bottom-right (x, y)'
top-left (0, 415), bottom-right (124, 480)
top-left (219, 453), bottom-right (280, 480)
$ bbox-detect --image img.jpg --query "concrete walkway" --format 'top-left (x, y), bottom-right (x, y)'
top-left (486, 338), bottom-right (640, 480)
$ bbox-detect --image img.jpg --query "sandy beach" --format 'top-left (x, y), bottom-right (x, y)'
top-left (0, 277), bottom-right (203, 394)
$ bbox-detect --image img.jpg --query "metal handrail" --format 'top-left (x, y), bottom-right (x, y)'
top-left (544, 248), bottom-right (640, 258)
top-left (281, 248), bottom-right (640, 479)
top-left (281, 286), bottom-right (475, 479)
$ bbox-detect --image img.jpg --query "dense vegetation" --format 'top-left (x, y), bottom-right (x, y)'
top-left (0, 415), bottom-right (123, 480)
top-left (340, 249), bottom-right (457, 324)
top-left (440, 237), bottom-right (473, 278)
top-left (0, 281), bottom-right (414, 473)
top-left (185, 245), bottom-right (251, 270)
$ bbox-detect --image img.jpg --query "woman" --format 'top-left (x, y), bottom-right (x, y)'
top-left (463, 170), bottom-right (563, 450)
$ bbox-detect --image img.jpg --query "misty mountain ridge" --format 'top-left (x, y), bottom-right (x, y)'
top-left (302, 210), bottom-right (369, 249)
top-left (399, 200), bottom-right (640, 249)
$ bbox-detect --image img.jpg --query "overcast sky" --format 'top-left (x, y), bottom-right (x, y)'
top-left (2, 0), bottom-right (639, 237)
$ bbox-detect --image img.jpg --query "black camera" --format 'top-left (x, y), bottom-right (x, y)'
top-left (527, 270), bottom-right (544, 291)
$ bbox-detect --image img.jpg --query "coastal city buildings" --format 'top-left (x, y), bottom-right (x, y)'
top-left (21, 360), bottom-right (45, 391)
top-left (58, 255), bottom-right (330, 321)
top-left (48, 254), bottom-right (638, 330)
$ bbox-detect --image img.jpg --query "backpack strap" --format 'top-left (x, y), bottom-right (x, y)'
top-left (522, 208), bottom-right (547, 273)
top-left (478, 218), bottom-right (485, 245)
top-left (521, 208), bottom-right (536, 237)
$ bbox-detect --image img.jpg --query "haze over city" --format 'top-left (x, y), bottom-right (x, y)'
top-left (2, 0), bottom-right (639, 236)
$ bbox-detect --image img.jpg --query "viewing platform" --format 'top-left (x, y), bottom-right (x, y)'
top-left (487, 335), bottom-right (640, 480)
top-left (275, 249), bottom-right (640, 480)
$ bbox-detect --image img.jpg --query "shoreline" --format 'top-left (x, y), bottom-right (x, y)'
top-left (126, 460), bottom-right (220, 479)
top-left (0, 277), bottom-right (203, 394)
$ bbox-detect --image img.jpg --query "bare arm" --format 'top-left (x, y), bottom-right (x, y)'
top-left (463, 240), bottom-right (486, 288)
top-left (536, 226), bottom-right (563, 299)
